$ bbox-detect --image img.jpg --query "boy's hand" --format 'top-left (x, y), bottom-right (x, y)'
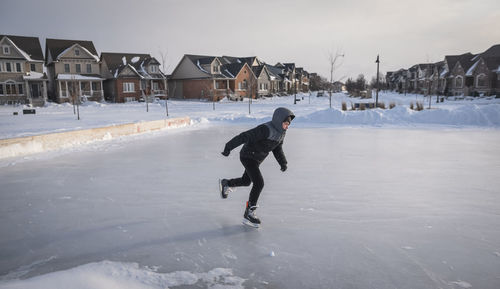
top-left (221, 148), bottom-right (230, 156)
top-left (280, 164), bottom-right (287, 172)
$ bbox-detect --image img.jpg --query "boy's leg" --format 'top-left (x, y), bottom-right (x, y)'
top-left (227, 170), bottom-right (251, 187)
top-left (239, 158), bottom-right (264, 207)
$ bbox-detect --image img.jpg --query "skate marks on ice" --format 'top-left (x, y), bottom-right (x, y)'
top-left (0, 256), bottom-right (57, 281)
top-left (0, 261), bottom-right (245, 289)
top-left (398, 247), bottom-right (473, 289)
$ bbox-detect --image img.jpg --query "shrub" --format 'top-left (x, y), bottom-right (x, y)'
top-left (359, 103), bottom-right (366, 110)
top-left (416, 102), bottom-right (424, 111)
top-left (341, 102), bottom-right (347, 111)
top-left (377, 102), bottom-right (386, 109)
top-left (389, 102), bottom-right (396, 109)
top-left (410, 102), bottom-right (414, 110)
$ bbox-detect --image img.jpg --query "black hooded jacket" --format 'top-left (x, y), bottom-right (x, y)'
top-left (224, 107), bottom-right (295, 165)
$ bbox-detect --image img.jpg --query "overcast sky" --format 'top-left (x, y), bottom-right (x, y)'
top-left (2, 0), bottom-right (499, 81)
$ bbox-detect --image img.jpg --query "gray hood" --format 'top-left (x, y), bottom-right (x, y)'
top-left (271, 107), bottom-right (295, 132)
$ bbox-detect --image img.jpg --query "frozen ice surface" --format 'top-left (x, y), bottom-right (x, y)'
top-left (1, 125), bottom-right (500, 288)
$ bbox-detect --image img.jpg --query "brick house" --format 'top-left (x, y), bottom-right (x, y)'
top-left (45, 38), bottom-right (104, 103)
top-left (0, 35), bottom-right (48, 106)
top-left (465, 45), bottom-right (500, 96)
top-left (168, 54), bottom-right (257, 100)
top-left (100, 52), bottom-right (166, 103)
top-left (448, 53), bottom-right (476, 96)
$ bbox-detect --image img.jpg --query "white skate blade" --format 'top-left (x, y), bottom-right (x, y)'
top-left (242, 218), bottom-right (260, 228)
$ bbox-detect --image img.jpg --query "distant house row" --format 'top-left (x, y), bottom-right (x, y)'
top-left (386, 44), bottom-right (500, 97)
top-left (0, 35), bottom-right (312, 106)
top-left (168, 55), bottom-right (310, 100)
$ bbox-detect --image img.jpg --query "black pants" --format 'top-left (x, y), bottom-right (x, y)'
top-left (227, 157), bottom-right (263, 207)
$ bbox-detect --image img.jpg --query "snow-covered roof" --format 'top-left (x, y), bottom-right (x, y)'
top-left (0, 35), bottom-right (44, 61)
top-left (2, 37), bottom-right (36, 62)
top-left (22, 71), bottom-right (46, 80)
top-left (466, 60), bottom-right (480, 76)
top-left (196, 60), bottom-right (210, 74)
top-left (56, 74), bottom-right (104, 80)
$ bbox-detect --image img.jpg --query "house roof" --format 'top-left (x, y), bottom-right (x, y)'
top-left (252, 65), bottom-right (265, 78)
top-left (101, 52), bottom-right (164, 79)
top-left (45, 38), bottom-right (98, 64)
top-left (444, 53), bottom-right (475, 72)
top-left (221, 62), bottom-right (245, 78)
top-left (477, 44), bottom-right (500, 58)
top-left (483, 57), bottom-right (500, 72)
top-left (0, 35), bottom-right (44, 61)
top-left (265, 64), bottom-right (284, 80)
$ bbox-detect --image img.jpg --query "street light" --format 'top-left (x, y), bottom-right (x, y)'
top-left (375, 55), bottom-right (380, 108)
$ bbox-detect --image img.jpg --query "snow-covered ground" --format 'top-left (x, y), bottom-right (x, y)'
top-left (1, 91), bottom-right (499, 140)
top-left (1, 92), bottom-right (500, 288)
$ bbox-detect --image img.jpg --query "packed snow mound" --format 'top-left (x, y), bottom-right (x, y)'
top-left (296, 104), bottom-right (500, 127)
top-left (0, 261), bottom-right (245, 289)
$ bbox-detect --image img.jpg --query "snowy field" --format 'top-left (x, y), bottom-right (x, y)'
top-left (1, 92), bottom-right (500, 288)
top-left (1, 91), bottom-right (500, 140)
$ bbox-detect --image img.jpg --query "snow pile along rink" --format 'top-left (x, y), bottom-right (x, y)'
top-left (0, 117), bottom-right (190, 159)
top-left (296, 103), bottom-right (500, 127)
top-left (0, 261), bottom-right (245, 289)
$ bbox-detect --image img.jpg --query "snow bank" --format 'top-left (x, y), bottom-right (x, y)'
top-left (296, 104), bottom-right (500, 127)
top-left (0, 261), bottom-right (245, 289)
top-left (0, 117), bottom-right (190, 159)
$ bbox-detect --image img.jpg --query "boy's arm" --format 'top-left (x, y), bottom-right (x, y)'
top-left (272, 142), bottom-right (287, 171)
top-left (222, 125), bottom-right (269, 155)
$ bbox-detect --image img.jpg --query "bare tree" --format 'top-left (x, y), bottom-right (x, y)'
top-left (327, 48), bottom-right (345, 108)
top-left (159, 50), bottom-right (169, 117)
top-left (246, 70), bottom-right (258, 114)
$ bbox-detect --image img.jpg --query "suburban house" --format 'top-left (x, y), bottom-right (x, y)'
top-left (463, 45), bottom-right (500, 96)
top-left (296, 67), bottom-right (310, 92)
top-left (168, 54), bottom-right (257, 100)
top-left (265, 64), bottom-right (285, 93)
top-left (45, 38), bottom-right (104, 103)
top-left (100, 52), bottom-right (167, 103)
top-left (0, 35), bottom-right (48, 106)
top-left (252, 65), bottom-right (271, 97)
top-left (386, 44), bottom-right (500, 97)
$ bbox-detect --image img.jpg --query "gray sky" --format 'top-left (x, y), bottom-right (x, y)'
top-left (1, 0), bottom-right (499, 81)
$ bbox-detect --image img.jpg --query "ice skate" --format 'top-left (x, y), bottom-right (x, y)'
top-left (219, 179), bottom-right (232, 199)
top-left (243, 202), bottom-right (261, 228)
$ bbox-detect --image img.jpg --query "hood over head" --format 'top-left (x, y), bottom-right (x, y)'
top-left (271, 107), bottom-right (295, 131)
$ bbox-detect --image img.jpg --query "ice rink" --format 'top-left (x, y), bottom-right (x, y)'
top-left (1, 125), bottom-right (500, 289)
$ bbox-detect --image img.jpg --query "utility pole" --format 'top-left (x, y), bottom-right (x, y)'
top-left (375, 55), bottom-right (380, 108)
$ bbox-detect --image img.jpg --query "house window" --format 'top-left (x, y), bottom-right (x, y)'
top-left (0, 62), bottom-right (2, 72)
top-left (215, 82), bottom-right (220, 89)
top-left (75, 49), bottom-right (80, 56)
top-left (0, 84), bottom-right (3, 95)
top-left (92, 82), bottom-right (97, 91)
top-left (123, 82), bottom-right (135, 92)
top-left (476, 74), bottom-right (487, 87)
top-left (153, 82), bottom-right (159, 90)
top-left (213, 65), bottom-right (220, 73)
top-left (6, 83), bottom-right (15, 94)
top-left (3, 46), bottom-right (10, 55)
top-left (18, 84), bottom-right (23, 95)
top-left (30, 63), bottom-right (36, 71)
top-left (76, 64), bottom-right (81, 73)
top-left (16, 63), bottom-right (22, 72)
top-left (87, 64), bottom-right (92, 73)
top-left (64, 64), bottom-right (70, 73)
top-left (150, 65), bottom-right (158, 73)
top-left (455, 76), bottom-right (463, 88)
top-left (6, 63), bottom-right (12, 72)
